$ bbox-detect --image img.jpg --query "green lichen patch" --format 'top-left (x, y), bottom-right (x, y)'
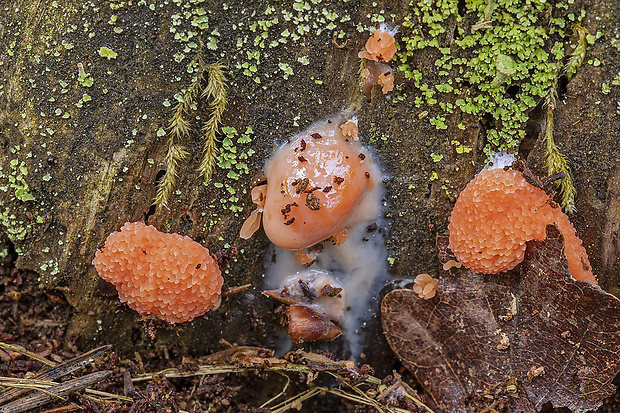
top-left (161, 0), bottom-right (362, 100)
top-left (98, 46), bottom-right (118, 59)
top-left (0, 145), bottom-right (47, 244)
top-left (209, 126), bottom-right (256, 218)
top-left (397, 0), bottom-right (589, 154)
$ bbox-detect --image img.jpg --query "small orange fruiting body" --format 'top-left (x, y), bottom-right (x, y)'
top-left (413, 273), bottom-right (439, 299)
top-left (377, 72), bottom-right (395, 94)
top-left (93, 222), bottom-right (223, 323)
top-left (361, 61), bottom-right (392, 101)
top-left (340, 120), bottom-right (359, 141)
top-left (262, 123), bottom-right (374, 250)
top-left (239, 184), bottom-right (267, 240)
top-left (358, 29), bottom-right (397, 62)
top-left (448, 168), bottom-right (596, 284)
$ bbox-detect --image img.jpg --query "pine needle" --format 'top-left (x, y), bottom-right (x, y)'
top-left (199, 63), bottom-right (227, 184)
top-left (0, 342), bottom-right (57, 367)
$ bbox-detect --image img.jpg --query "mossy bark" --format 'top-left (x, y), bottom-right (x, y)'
top-left (0, 0), bottom-right (618, 361)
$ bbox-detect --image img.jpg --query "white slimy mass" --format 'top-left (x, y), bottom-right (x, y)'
top-left (261, 116), bottom-right (389, 358)
top-left (276, 270), bottom-right (345, 322)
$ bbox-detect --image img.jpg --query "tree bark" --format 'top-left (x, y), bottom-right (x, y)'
top-left (0, 0), bottom-right (618, 359)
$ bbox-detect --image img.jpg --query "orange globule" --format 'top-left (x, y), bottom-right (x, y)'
top-left (358, 29), bottom-right (397, 62)
top-left (93, 222), bottom-right (223, 323)
top-left (261, 123), bottom-right (375, 250)
top-left (448, 168), bottom-right (596, 284)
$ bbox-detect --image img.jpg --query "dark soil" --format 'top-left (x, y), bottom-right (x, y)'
top-left (0, 252), bottom-right (408, 412)
top-left (0, 250), bottom-right (618, 412)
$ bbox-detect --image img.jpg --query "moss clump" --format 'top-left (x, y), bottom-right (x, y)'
top-left (397, 0), bottom-right (587, 153)
top-left (155, 54), bottom-right (228, 210)
top-left (541, 23), bottom-right (590, 214)
top-left (198, 63), bottom-right (227, 185)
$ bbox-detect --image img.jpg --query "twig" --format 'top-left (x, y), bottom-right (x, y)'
top-left (0, 371), bottom-right (111, 413)
top-left (40, 404), bottom-right (82, 413)
top-left (0, 343), bottom-right (56, 367)
top-left (259, 371), bottom-right (290, 408)
top-left (222, 284), bottom-right (252, 297)
top-left (83, 388), bottom-right (133, 402)
top-left (332, 31), bottom-right (350, 48)
top-left (0, 345), bottom-right (111, 405)
top-left (270, 387), bottom-right (322, 413)
top-left (132, 349), bottom-right (434, 413)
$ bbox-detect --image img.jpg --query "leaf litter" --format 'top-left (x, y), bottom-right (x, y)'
top-left (382, 225), bottom-right (620, 412)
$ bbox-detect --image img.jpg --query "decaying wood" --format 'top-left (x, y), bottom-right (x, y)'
top-left (0, 0), bottom-right (617, 366)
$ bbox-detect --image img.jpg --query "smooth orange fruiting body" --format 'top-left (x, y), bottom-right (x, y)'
top-left (262, 124), bottom-right (374, 250)
top-left (93, 222), bottom-right (223, 323)
top-left (448, 169), bottom-right (596, 284)
top-left (377, 72), bottom-right (394, 94)
top-left (358, 29), bottom-right (396, 62)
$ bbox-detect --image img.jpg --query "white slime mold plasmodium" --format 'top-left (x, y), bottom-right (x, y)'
top-left (249, 115), bottom-right (389, 358)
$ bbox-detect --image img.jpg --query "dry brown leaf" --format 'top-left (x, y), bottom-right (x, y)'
top-left (382, 225), bottom-right (620, 413)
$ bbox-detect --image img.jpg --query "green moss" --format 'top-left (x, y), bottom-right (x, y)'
top-left (397, 0), bottom-right (586, 153)
top-left (155, 55), bottom-right (228, 209)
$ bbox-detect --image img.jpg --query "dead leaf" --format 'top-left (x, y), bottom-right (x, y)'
top-left (382, 225), bottom-right (620, 412)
